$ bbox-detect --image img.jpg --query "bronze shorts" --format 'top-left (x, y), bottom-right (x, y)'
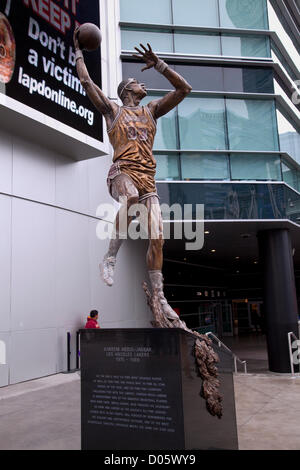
top-left (107, 161), bottom-right (158, 201)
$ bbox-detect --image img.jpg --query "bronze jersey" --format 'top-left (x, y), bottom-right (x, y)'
top-left (108, 105), bottom-right (157, 170)
top-left (107, 105), bottom-right (157, 194)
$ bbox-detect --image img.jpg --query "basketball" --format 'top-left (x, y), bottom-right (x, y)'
top-left (77, 23), bottom-right (102, 51)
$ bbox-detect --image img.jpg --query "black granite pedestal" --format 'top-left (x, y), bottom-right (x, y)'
top-left (80, 328), bottom-right (238, 450)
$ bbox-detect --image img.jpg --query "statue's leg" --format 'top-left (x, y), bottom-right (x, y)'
top-left (100, 173), bottom-right (139, 286)
top-left (144, 196), bottom-right (179, 320)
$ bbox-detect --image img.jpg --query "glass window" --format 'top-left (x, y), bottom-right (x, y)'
top-left (282, 161), bottom-right (300, 192)
top-left (226, 99), bottom-right (279, 151)
top-left (178, 97), bottom-right (227, 150)
top-left (174, 65), bottom-right (223, 92)
top-left (157, 182), bottom-right (297, 221)
top-left (230, 154), bottom-right (281, 180)
top-left (181, 153), bottom-right (230, 180)
top-left (277, 110), bottom-right (300, 165)
top-left (142, 94), bottom-right (178, 149)
top-left (122, 62), bottom-right (274, 94)
top-left (122, 61), bottom-right (174, 90)
top-left (174, 31), bottom-right (221, 55)
top-left (224, 67), bottom-right (274, 93)
top-left (221, 34), bottom-right (270, 58)
top-left (155, 154), bottom-right (180, 180)
top-left (121, 28), bottom-right (173, 53)
top-left (172, 0), bottom-right (219, 27)
top-left (219, 0), bottom-right (269, 30)
top-left (120, 0), bottom-right (172, 24)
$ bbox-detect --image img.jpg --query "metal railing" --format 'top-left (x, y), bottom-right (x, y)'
top-left (206, 332), bottom-right (247, 374)
top-left (288, 321), bottom-right (300, 377)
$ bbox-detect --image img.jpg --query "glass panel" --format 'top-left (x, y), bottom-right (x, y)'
top-left (178, 97), bottom-right (227, 150)
top-left (219, 0), bottom-right (269, 29)
top-left (172, 0), bottom-right (219, 27)
top-left (122, 62), bottom-right (274, 94)
top-left (122, 61), bottom-right (175, 90)
top-left (277, 110), bottom-right (300, 165)
top-left (155, 154), bottom-right (180, 180)
top-left (121, 28), bottom-right (173, 52)
top-left (174, 32), bottom-right (221, 55)
top-left (181, 153), bottom-right (230, 180)
top-left (224, 67), bottom-right (274, 93)
top-left (142, 94), bottom-right (177, 149)
top-left (120, 0), bottom-right (172, 24)
top-left (221, 34), bottom-right (270, 58)
top-left (282, 161), bottom-right (300, 192)
top-left (157, 182), bottom-right (300, 221)
top-left (226, 99), bottom-right (279, 151)
top-left (231, 154), bottom-right (281, 180)
top-left (174, 65), bottom-right (223, 92)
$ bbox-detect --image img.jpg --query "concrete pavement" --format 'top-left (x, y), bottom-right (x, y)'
top-left (0, 371), bottom-right (299, 450)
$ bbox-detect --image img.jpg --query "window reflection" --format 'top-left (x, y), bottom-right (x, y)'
top-left (120, 0), bottom-right (172, 24)
top-left (155, 154), bottom-right (180, 180)
top-left (178, 97), bottom-right (227, 150)
top-left (226, 99), bottom-right (279, 151)
top-left (120, 0), bottom-right (269, 30)
top-left (157, 182), bottom-right (300, 222)
top-left (143, 94), bottom-right (178, 150)
top-left (277, 110), bottom-right (300, 165)
top-left (121, 28), bottom-right (271, 58)
top-left (231, 154), bottom-right (281, 180)
top-left (172, 0), bottom-right (219, 27)
top-left (121, 28), bottom-right (173, 53)
top-left (282, 161), bottom-right (300, 192)
top-left (221, 34), bottom-right (270, 58)
top-left (174, 31), bottom-right (221, 56)
top-left (181, 153), bottom-right (230, 180)
top-left (122, 61), bottom-right (274, 94)
top-left (219, 0), bottom-right (269, 29)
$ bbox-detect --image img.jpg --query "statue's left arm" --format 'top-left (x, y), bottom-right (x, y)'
top-left (133, 43), bottom-right (192, 118)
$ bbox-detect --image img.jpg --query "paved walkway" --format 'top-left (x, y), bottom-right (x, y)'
top-left (0, 371), bottom-right (299, 450)
top-left (0, 374), bottom-right (80, 450)
top-left (234, 373), bottom-right (300, 450)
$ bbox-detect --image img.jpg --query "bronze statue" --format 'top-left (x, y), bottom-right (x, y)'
top-left (74, 32), bottom-right (223, 418)
top-left (74, 34), bottom-right (192, 321)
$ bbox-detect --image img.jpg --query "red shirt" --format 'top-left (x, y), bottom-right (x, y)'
top-left (85, 317), bottom-right (100, 329)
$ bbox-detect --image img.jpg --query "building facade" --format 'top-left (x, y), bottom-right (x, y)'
top-left (0, 0), bottom-right (299, 385)
top-left (118, 0), bottom-right (300, 372)
top-left (0, 0), bottom-right (152, 387)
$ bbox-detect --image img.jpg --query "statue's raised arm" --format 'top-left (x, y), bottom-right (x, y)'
top-left (73, 28), bottom-right (119, 130)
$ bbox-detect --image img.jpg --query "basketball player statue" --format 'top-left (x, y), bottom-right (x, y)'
top-left (74, 28), bottom-right (223, 419)
top-left (74, 32), bottom-right (192, 321)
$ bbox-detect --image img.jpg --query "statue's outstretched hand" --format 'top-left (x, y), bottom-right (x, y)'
top-left (133, 43), bottom-right (158, 72)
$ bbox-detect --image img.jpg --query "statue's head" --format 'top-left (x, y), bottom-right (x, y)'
top-left (117, 78), bottom-right (147, 103)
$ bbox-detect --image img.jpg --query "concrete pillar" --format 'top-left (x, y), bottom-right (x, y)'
top-left (257, 228), bottom-right (299, 373)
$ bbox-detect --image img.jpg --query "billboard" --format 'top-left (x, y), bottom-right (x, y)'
top-left (0, 0), bottom-right (103, 142)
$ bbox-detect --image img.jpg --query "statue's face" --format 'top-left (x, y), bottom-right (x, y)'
top-left (126, 79), bottom-right (147, 99)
